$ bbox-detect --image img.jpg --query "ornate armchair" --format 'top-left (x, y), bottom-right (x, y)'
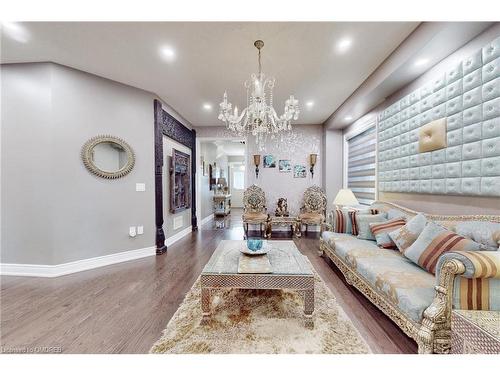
top-left (298, 185), bottom-right (327, 235)
top-left (242, 184), bottom-right (268, 237)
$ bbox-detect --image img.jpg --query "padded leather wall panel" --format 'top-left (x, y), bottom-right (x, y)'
top-left (483, 97), bottom-right (500, 120)
top-left (463, 50), bottom-right (482, 75)
top-left (463, 68), bottom-right (482, 92)
top-left (377, 35), bottom-right (500, 197)
top-left (482, 36), bottom-right (500, 64)
top-left (447, 112), bottom-right (463, 130)
top-left (482, 56), bottom-right (500, 83)
top-left (446, 62), bottom-right (463, 84)
top-left (463, 104), bottom-right (482, 126)
top-left (462, 86), bottom-right (482, 109)
top-left (482, 77), bottom-right (500, 102)
top-left (482, 136), bottom-right (500, 157)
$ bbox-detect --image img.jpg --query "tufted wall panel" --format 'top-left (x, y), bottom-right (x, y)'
top-left (378, 35), bottom-right (500, 197)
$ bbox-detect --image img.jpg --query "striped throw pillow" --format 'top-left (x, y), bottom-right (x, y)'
top-left (404, 221), bottom-right (482, 274)
top-left (333, 208), bottom-right (378, 235)
top-left (369, 218), bottom-right (407, 249)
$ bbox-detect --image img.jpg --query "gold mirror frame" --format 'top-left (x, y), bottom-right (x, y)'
top-left (81, 135), bottom-right (135, 179)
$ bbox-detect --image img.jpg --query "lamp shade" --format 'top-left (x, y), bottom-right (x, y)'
top-left (333, 189), bottom-right (359, 206)
top-left (217, 177), bottom-right (227, 186)
top-left (253, 154), bottom-right (261, 166)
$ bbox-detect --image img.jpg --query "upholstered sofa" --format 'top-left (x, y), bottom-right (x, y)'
top-left (319, 201), bottom-right (500, 354)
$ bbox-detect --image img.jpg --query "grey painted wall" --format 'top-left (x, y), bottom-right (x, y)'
top-left (1, 62), bottom-right (192, 265)
top-left (246, 124), bottom-right (324, 216)
top-left (322, 128), bottom-right (344, 211)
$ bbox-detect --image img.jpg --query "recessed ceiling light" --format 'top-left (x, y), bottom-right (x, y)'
top-left (202, 103), bottom-right (212, 111)
top-left (414, 58), bottom-right (429, 67)
top-left (306, 101), bottom-right (314, 108)
top-left (159, 45), bottom-right (176, 62)
top-left (1, 22), bottom-right (30, 43)
top-left (336, 38), bottom-right (352, 53)
top-left (344, 116), bottom-right (353, 121)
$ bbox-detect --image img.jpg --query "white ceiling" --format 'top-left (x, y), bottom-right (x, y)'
top-left (0, 22), bottom-right (419, 126)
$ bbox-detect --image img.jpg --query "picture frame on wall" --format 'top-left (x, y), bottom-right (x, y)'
top-left (293, 164), bottom-right (306, 178)
top-left (279, 159), bottom-right (291, 172)
top-left (263, 155), bottom-right (276, 168)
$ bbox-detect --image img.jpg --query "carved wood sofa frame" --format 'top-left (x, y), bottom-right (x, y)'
top-left (318, 200), bottom-right (500, 354)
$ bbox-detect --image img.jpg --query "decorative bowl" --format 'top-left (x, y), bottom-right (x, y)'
top-left (241, 238), bottom-right (269, 255)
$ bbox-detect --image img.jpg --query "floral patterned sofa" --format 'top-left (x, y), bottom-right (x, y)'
top-left (319, 201), bottom-right (500, 354)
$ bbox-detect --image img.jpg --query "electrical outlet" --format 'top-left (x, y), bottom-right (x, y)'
top-left (136, 183), bottom-right (146, 192)
top-left (137, 226), bottom-right (144, 235)
top-left (129, 226), bottom-right (137, 237)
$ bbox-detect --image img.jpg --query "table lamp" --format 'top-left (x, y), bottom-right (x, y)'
top-left (333, 189), bottom-right (359, 209)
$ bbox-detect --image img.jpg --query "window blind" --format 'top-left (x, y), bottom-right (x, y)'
top-left (347, 125), bottom-right (376, 205)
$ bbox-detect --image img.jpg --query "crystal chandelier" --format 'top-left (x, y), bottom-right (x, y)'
top-left (218, 40), bottom-right (300, 145)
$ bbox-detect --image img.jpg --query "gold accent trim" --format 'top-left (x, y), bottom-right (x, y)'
top-left (81, 135), bottom-right (135, 179)
top-left (372, 200), bottom-right (500, 223)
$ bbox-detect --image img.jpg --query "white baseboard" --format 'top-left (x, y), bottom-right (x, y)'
top-left (165, 225), bottom-right (193, 247)
top-left (200, 214), bottom-right (214, 226)
top-left (0, 246), bottom-right (156, 278)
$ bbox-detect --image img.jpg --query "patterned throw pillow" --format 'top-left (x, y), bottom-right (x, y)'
top-left (388, 213), bottom-right (427, 253)
top-left (332, 208), bottom-right (378, 235)
top-left (348, 208), bottom-right (379, 236)
top-left (356, 213), bottom-right (388, 240)
top-left (404, 221), bottom-right (482, 274)
top-left (369, 217), bottom-right (407, 249)
top-left (454, 221), bottom-right (500, 251)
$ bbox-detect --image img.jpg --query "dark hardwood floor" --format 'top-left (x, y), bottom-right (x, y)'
top-left (0, 209), bottom-right (417, 354)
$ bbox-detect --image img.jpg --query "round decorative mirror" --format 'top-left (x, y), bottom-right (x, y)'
top-left (81, 135), bottom-right (135, 179)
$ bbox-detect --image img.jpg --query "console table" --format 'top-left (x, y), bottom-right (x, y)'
top-left (265, 216), bottom-right (301, 239)
top-left (213, 194), bottom-right (231, 216)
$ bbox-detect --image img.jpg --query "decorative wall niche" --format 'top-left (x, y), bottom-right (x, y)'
top-left (170, 149), bottom-right (191, 213)
top-left (378, 35), bottom-right (500, 197)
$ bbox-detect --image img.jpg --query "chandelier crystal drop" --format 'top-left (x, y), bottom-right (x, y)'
top-left (218, 40), bottom-right (300, 146)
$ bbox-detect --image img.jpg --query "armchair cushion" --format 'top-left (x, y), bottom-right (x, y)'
top-left (298, 212), bottom-right (324, 222)
top-left (242, 212), bottom-right (268, 222)
top-left (404, 221), bottom-right (482, 274)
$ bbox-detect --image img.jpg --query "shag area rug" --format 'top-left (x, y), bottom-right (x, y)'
top-left (150, 265), bottom-right (371, 354)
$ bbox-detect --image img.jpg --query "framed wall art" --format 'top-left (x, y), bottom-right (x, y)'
top-left (279, 159), bottom-right (291, 172)
top-left (293, 164), bottom-right (306, 178)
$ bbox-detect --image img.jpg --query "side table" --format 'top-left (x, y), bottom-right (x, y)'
top-left (451, 310), bottom-right (500, 354)
top-left (265, 216), bottom-right (301, 239)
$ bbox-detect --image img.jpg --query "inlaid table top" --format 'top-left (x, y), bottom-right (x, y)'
top-left (202, 240), bottom-right (312, 276)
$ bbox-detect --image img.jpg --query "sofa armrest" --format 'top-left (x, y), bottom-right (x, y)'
top-left (417, 251), bottom-right (500, 353)
top-left (436, 251), bottom-right (500, 280)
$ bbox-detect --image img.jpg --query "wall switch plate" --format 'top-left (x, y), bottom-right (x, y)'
top-left (136, 183), bottom-right (146, 192)
top-left (129, 226), bottom-right (136, 237)
top-left (137, 226), bottom-right (144, 235)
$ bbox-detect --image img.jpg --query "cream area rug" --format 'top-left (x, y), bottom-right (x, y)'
top-left (150, 266), bottom-right (371, 354)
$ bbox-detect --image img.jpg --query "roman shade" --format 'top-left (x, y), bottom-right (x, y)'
top-left (347, 125), bottom-right (376, 205)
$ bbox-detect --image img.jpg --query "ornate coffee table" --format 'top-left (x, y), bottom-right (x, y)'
top-left (200, 240), bottom-right (315, 328)
top-left (265, 216), bottom-right (302, 238)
